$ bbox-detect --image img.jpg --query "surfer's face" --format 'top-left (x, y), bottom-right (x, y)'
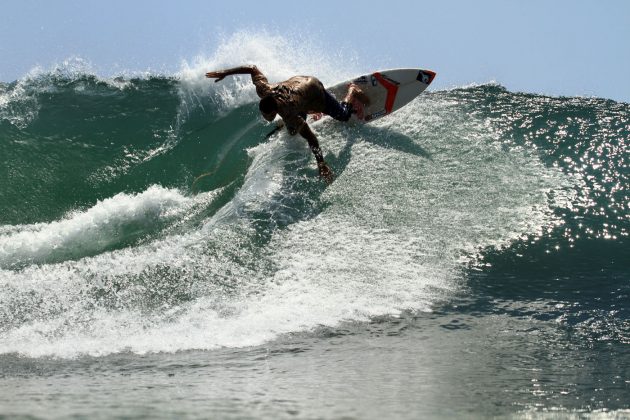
top-left (262, 110), bottom-right (276, 122)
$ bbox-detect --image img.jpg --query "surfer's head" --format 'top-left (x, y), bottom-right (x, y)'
top-left (259, 95), bottom-right (277, 122)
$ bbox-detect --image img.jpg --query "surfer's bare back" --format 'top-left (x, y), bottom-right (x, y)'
top-left (205, 65), bottom-right (369, 184)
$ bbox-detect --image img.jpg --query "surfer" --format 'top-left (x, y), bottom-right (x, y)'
top-left (205, 65), bottom-right (369, 184)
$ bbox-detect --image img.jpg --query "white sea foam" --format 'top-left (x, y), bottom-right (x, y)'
top-left (0, 97), bottom-right (572, 358)
top-left (177, 30), bottom-right (362, 112)
top-left (0, 32), bottom-right (577, 359)
top-left (0, 186), bottom-right (218, 269)
top-left (0, 76), bottom-right (40, 128)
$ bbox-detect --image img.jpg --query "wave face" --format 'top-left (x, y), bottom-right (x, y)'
top-left (0, 34), bottom-right (627, 358)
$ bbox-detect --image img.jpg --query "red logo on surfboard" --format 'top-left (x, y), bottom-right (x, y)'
top-left (373, 72), bottom-right (399, 115)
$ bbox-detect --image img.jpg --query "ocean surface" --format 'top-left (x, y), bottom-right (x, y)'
top-left (1, 34), bottom-right (628, 418)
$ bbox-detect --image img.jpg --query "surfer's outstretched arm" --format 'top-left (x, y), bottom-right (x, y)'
top-left (205, 65), bottom-right (270, 97)
top-left (299, 123), bottom-right (334, 184)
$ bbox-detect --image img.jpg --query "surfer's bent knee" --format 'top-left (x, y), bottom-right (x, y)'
top-left (323, 90), bottom-right (353, 122)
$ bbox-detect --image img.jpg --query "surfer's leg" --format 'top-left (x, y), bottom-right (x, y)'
top-left (323, 90), bottom-right (353, 122)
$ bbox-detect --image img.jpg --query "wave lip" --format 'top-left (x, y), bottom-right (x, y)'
top-left (0, 186), bottom-right (195, 269)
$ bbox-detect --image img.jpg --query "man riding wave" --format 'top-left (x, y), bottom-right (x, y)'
top-left (205, 65), bottom-right (369, 184)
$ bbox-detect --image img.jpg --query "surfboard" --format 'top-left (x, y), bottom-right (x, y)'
top-left (326, 68), bottom-right (436, 123)
top-left (264, 68), bottom-right (436, 138)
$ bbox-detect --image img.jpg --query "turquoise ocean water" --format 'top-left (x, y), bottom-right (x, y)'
top-left (0, 34), bottom-right (628, 418)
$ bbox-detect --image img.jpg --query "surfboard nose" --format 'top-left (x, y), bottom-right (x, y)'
top-left (417, 69), bottom-right (437, 85)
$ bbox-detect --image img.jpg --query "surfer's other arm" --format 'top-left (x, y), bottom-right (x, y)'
top-left (299, 122), bottom-right (334, 184)
top-left (205, 65), bottom-right (270, 97)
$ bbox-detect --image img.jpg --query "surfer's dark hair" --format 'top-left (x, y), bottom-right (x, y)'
top-left (259, 95), bottom-right (277, 114)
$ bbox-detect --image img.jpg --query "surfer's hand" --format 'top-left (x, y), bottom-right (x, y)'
top-left (318, 161), bottom-right (334, 185)
top-left (205, 71), bottom-right (226, 83)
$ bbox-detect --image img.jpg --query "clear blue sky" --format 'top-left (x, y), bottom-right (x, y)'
top-left (2, 0), bottom-right (629, 102)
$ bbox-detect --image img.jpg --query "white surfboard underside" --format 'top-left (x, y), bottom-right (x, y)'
top-left (326, 68), bottom-right (436, 123)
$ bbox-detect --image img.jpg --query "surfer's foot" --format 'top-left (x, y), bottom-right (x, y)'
top-left (345, 83), bottom-right (370, 106)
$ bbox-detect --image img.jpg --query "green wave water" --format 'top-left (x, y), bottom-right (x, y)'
top-left (1, 68), bottom-right (627, 355)
top-left (0, 34), bottom-right (628, 415)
